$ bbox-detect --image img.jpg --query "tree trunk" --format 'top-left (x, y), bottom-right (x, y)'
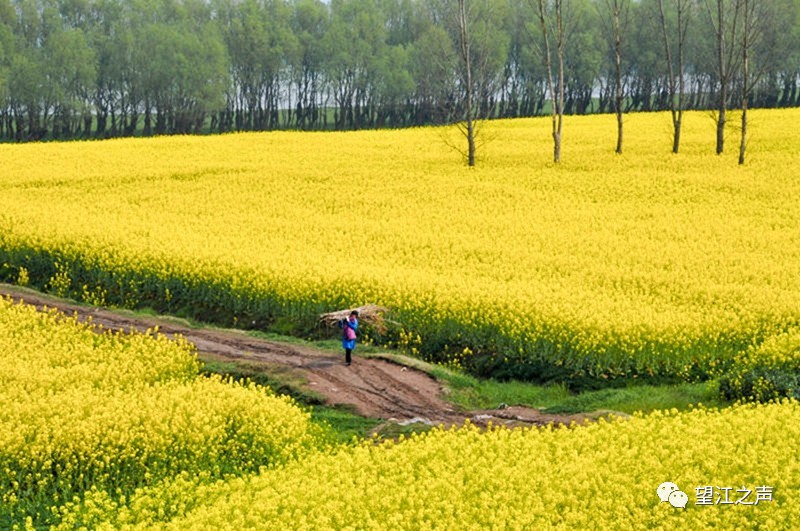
top-left (716, 0), bottom-right (729, 155)
top-left (555, 1), bottom-right (564, 162)
top-left (144, 104), bottom-right (152, 136)
top-left (738, 96), bottom-right (747, 165)
top-left (657, 0), bottom-right (689, 154)
top-left (458, 0), bottom-right (476, 167)
top-left (467, 118), bottom-right (475, 166)
top-left (716, 101), bottom-right (726, 155)
top-left (553, 130), bottom-right (561, 162)
top-left (538, 0), bottom-right (563, 163)
top-left (738, 0), bottom-right (750, 165)
top-left (96, 111), bottom-right (107, 138)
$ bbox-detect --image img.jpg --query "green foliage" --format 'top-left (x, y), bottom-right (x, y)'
top-left (2, 0), bottom-right (799, 140)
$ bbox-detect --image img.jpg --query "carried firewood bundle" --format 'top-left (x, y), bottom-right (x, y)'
top-left (320, 304), bottom-right (393, 335)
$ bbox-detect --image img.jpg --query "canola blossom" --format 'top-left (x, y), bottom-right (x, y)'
top-left (6, 292), bottom-right (796, 529)
top-left (56, 401), bottom-right (800, 529)
top-left (719, 327), bottom-right (800, 402)
top-left (0, 298), bottom-right (322, 528)
top-left (2, 110), bottom-right (800, 380)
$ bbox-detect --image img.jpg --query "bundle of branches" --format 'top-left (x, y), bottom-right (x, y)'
top-left (320, 304), bottom-right (392, 335)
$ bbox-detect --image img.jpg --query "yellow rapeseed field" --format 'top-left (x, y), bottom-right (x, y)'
top-left (58, 401), bottom-right (800, 529)
top-left (5, 291), bottom-right (797, 529)
top-left (0, 297), bottom-right (322, 527)
top-left (2, 109), bottom-right (800, 379)
top-left (719, 326), bottom-right (800, 401)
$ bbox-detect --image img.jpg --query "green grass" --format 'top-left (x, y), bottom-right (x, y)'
top-left (540, 381), bottom-right (725, 414)
top-left (417, 358), bottom-right (727, 415)
top-left (308, 406), bottom-right (435, 444)
top-left (309, 405), bottom-right (385, 444)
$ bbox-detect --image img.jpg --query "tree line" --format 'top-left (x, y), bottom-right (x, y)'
top-left (0, 0), bottom-right (798, 143)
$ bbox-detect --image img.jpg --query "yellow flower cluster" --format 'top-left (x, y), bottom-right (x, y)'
top-left (0, 297), bottom-right (199, 391)
top-left (720, 327), bottom-right (800, 401)
top-left (742, 329), bottom-right (800, 368)
top-left (0, 298), bottom-right (321, 527)
top-left (59, 401), bottom-right (800, 529)
top-left (2, 109), bottom-right (800, 379)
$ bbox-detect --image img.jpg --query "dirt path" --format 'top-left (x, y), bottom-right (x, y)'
top-left (1, 284), bottom-right (603, 428)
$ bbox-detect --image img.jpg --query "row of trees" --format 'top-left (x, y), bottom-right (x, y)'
top-left (0, 0), bottom-right (798, 153)
top-left (523, 0), bottom-right (778, 165)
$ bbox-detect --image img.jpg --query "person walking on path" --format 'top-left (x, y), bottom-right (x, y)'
top-left (342, 310), bottom-right (359, 366)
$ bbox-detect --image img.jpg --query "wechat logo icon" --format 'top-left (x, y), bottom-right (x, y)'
top-left (658, 482), bottom-right (688, 509)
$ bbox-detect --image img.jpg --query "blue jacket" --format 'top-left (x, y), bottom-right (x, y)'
top-left (342, 318), bottom-right (358, 350)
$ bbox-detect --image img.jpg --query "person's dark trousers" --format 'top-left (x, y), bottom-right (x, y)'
top-left (345, 348), bottom-right (352, 365)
